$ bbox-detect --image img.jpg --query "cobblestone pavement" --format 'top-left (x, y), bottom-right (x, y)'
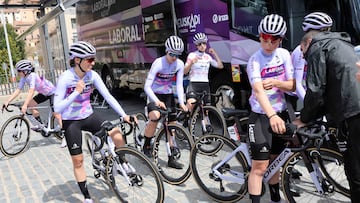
top-left (0, 94), bottom-right (349, 203)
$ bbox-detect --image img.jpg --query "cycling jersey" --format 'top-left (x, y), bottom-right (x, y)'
top-left (291, 45), bottom-right (307, 101)
top-left (185, 50), bottom-right (219, 82)
top-left (54, 68), bottom-right (126, 120)
top-left (247, 48), bottom-right (294, 114)
top-left (144, 56), bottom-right (185, 104)
top-left (18, 72), bottom-right (55, 96)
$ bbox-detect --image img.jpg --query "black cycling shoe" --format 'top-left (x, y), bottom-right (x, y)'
top-left (168, 156), bottom-right (183, 169)
top-left (143, 145), bottom-right (153, 158)
top-left (291, 168), bottom-right (303, 179)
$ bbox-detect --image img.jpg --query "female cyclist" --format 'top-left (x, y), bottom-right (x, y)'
top-left (53, 41), bottom-right (132, 203)
top-left (184, 32), bottom-right (223, 112)
top-left (142, 35), bottom-right (188, 169)
top-left (246, 14), bottom-right (295, 203)
top-left (2, 60), bottom-right (65, 147)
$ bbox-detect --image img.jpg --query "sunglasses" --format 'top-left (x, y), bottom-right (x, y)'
top-left (85, 58), bottom-right (95, 63)
top-left (196, 42), bottom-right (207, 46)
top-left (168, 53), bottom-right (180, 58)
top-left (260, 33), bottom-right (282, 43)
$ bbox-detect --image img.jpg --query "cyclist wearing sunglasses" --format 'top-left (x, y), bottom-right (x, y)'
top-left (247, 14), bottom-right (295, 203)
top-left (142, 35), bottom-right (188, 169)
top-left (184, 32), bottom-right (223, 112)
top-left (2, 59), bottom-right (65, 146)
top-left (54, 41), bottom-right (133, 203)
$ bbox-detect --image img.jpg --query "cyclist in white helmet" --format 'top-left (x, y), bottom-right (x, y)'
top-left (184, 32), bottom-right (223, 113)
top-left (142, 35), bottom-right (188, 169)
top-left (2, 60), bottom-right (65, 147)
top-left (247, 14), bottom-right (295, 203)
top-left (54, 41), bottom-right (134, 203)
top-left (291, 12), bottom-right (333, 102)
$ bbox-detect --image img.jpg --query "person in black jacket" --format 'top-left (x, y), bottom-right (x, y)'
top-left (294, 30), bottom-right (360, 203)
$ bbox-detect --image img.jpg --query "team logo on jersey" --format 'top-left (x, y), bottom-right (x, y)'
top-left (156, 72), bottom-right (177, 80)
top-left (261, 64), bottom-right (285, 78)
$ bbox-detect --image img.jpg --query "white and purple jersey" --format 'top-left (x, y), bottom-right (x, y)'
top-left (54, 68), bottom-right (126, 120)
top-left (247, 48), bottom-right (294, 114)
top-left (185, 50), bottom-right (219, 82)
top-left (144, 56), bottom-right (185, 104)
top-left (18, 72), bottom-right (55, 96)
top-left (291, 45), bottom-right (307, 101)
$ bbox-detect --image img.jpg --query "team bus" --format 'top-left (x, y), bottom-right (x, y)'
top-left (76, 0), bottom-right (360, 109)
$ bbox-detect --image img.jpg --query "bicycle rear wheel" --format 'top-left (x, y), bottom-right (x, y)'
top-left (107, 147), bottom-right (164, 203)
top-left (0, 115), bottom-right (30, 157)
top-left (134, 112), bottom-right (147, 149)
top-left (190, 105), bottom-right (226, 137)
top-left (281, 147), bottom-right (350, 203)
top-left (191, 134), bottom-right (249, 202)
top-left (153, 123), bottom-right (194, 185)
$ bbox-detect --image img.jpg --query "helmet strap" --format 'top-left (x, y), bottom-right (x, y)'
top-left (78, 58), bottom-right (86, 73)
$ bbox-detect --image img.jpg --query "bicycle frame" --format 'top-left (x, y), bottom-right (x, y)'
top-left (26, 106), bottom-right (60, 135)
top-left (210, 138), bottom-right (328, 194)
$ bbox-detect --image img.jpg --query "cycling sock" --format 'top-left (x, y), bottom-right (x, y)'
top-left (78, 181), bottom-right (91, 199)
top-left (249, 194), bottom-right (261, 203)
top-left (269, 183), bottom-right (281, 202)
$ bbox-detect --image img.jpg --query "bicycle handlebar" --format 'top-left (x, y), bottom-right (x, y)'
top-left (93, 116), bottom-right (136, 138)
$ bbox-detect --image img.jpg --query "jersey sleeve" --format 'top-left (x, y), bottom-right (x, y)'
top-left (247, 55), bottom-right (262, 85)
top-left (292, 46), bottom-right (306, 100)
top-left (144, 59), bottom-right (161, 102)
top-left (27, 73), bottom-right (37, 89)
top-left (176, 60), bottom-right (185, 104)
top-left (17, 78), bottom-right (26, 90)
top-left (282, 49), bottom-right (294, 80)
top-left (92, 71), bottom-right (127, 117)
top-left (210, 57), bottom-right (219, 68)
top-left (53, 71), bottom-right (80, 113)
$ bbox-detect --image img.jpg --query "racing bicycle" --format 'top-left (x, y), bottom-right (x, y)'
top-left (84, 118), bottom-right (164, 203)
top-left (0, 103), bottom-right (63, 157)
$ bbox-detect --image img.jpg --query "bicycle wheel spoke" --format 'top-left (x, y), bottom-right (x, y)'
top-left (0, 116), bottom-right (30, 157)
top-left (153, 124), bottom-right (193, 185)
top-left (191, 134), bottom-right (248, 202)
top-left (108, 148), bottom-right (164, 203)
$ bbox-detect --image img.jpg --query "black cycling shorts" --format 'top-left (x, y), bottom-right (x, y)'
top-left (248, 111), bottom-right (290, 160)
top-left (62, 112), bottom-right (105, 155)
top-left (186, 82), bottom-right (211, 105)
top-left (147, 93), bottom-right (176, 122)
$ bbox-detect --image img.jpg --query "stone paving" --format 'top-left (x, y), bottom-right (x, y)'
top-left (0, 94), bottom-right (349, 203)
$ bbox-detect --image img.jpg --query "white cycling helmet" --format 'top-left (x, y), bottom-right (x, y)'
top-left (69, 41), bottom-right (96, 59)
top-left (165, 35), bottom-right (184, 55)
top-left (15, 59), bottom-right (34, 74)
top-left (258, 14), bottom-right (287, 37)
top-left (193, 33), bottom-right (208, 45)
top-left (302, 12), bottom-right (333, 32)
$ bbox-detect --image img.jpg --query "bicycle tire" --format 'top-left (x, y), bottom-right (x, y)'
top-left (281, 147), bottom-right (350, 203)
top-left (190, 105), bottom-right (227, 154)
top-left (153, 123), bottom-right (194, 185)
top-left (134, 112), bottom-right (147, 149)
top-left (106, 147), bottom-right (165, 203)
top-left (215, 85), bottom-right (235, 110)
top-left (0, 115), bottom-right (30, 157)
top-left (49, 114), bottom-right (64, 140)
top-left (190, 105), bottom-right (226, 137)
top-left (191, 134), bottom-right (249, 202)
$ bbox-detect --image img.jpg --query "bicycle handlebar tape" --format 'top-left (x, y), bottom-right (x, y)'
top-left (268, 123), bottom-right (296, 137)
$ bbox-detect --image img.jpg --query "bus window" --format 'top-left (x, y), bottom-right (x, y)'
top-left (229, 0), bottom-right (272, 39)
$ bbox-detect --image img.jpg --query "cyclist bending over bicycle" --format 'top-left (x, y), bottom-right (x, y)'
top-left (184, 32), bottom-right (223, 113)
top-left (54, 41), bottom-right (134, 203)
top-left (247, 14), bottom-right (295, 203)
top-left (143, 35), bottom-right (188, 169)
top-left (2, 59), bottom-right (65, 147)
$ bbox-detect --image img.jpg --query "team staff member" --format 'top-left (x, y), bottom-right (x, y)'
top-left (294, 30), bottom-right (360, 203)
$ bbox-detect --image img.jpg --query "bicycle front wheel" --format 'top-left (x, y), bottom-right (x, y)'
top-left (281, 147), bottom-right (350, 203)
top-left (153, 123), bottom-right (194, 185)
top-left (190, 105), bottom-right (226, 139)
top-left (191, 134), bottom-right (249, 202)
top-left (49, 114), bottom-right (64, 140)
top-left (0, 115), bottom-right (30, 157)
top-left (107, 147), bottom-right (164, 203)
